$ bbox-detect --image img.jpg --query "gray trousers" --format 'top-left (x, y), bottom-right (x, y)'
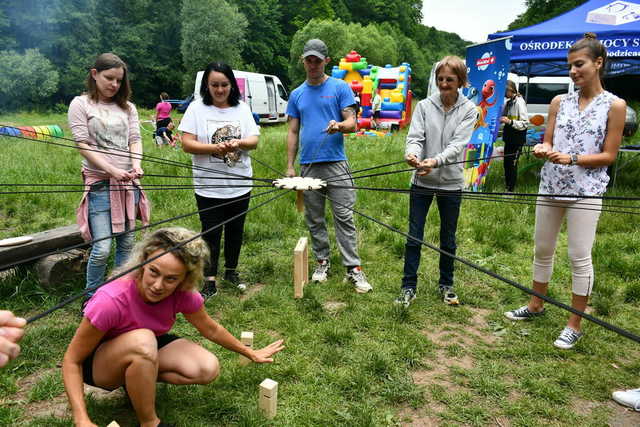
top-left (301, 161), bottom-right (361, 267)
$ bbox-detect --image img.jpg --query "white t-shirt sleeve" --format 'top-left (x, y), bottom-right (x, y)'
top-left (178, 102), bottom-right (198, 135)
top-left (239, 103), bottom-right (260, 138)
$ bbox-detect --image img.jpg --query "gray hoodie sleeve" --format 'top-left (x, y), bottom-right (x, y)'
top-left (405, 101), bottom-right (427, 159)
top-left (433, 104), bottom-right (477, 167)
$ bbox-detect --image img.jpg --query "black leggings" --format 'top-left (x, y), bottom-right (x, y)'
top-left (195, 192), bottom-right (251, 276)
top-left (82, 333), bottom-right (180, 389)
top-left (502, 126), bottom-right (526, 191)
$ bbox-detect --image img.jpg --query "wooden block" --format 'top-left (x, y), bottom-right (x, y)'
top-left (259, 378), bottom-right (278, 419)
top-left (239, 331), bottom-right (254, 366)
top-left (293, 237), bottom-right (308, 299)
top-left (295, 190), bottom-right (304, 213)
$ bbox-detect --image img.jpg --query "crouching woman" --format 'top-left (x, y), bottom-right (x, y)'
top-left (63, 227), bottom-right (284, 427)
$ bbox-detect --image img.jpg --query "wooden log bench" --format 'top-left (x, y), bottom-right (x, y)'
top-left (0, 225), bottom-right (87, 286)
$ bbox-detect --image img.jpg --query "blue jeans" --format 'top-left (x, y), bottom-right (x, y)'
top-left (402, 185), bottom-right (462, 291)
top-left (86, 181), bottom-right (139, 292)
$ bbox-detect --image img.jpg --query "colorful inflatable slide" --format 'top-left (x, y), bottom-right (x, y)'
top-left (331, 50), bottom-right (412, 136)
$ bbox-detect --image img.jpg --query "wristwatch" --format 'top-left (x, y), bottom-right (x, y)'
top-left (569, 154), bottom-right (579, 165)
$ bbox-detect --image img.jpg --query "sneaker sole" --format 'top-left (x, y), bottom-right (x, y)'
top-left (553, 341), bottom-right (576, 350)
top-left (312, 276), bottom-right (328, 283)
top-left (611, 393), bottom-right (640, 411)
top-left (504, 310), bottom-right (545, 321)
top-left (343, 278), bottom-right (372, 293)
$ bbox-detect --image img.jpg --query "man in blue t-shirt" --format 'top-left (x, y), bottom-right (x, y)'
top-left (286, 39), bottom-right (372, 294)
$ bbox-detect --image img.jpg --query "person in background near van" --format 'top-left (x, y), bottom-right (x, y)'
top-left (286, 38), bottom-right (373, 293)
top-left (395, 55), bottom-right (476, 308)
top-left (156, 121), bottom-right (178, 148)
top-left (0, 310), bottom-right (25, 368)
top-left (63, 227), bottom-right (284, 427)
top-left (371, 90), bottom-right (382, 129)
top-left (499, 80), bottom-right (529, 192)
top-left (179, 62), bottom-right (260, 299)
top-left (69, 53), bottom-right (150, 297)
top-left (504, 33), bottom-right (626, 349)
top-left (155, 92), bottom-right (173, 130)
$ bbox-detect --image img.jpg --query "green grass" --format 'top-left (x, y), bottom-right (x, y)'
top-left (1, 110), bottom-right (640, 426)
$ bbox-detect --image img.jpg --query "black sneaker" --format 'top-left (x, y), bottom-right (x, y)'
top-left (201, 279), bottom-right (218, 299)
top-left (504, 305), bottom-right (545, 321)
top-left (223, 270), bottom-right (248, 291)
top-left (439, 286), bottom-right (459, 305)
top-left (394, 288), bottom-right (416, 308)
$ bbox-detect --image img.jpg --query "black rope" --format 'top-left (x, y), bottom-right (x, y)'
top-left (0, 184), bottom-right (274, 195)
top-left (25, 189), bottom-right (288, 324)
top-left (248, 153), bottom-right (286, 177)
top-left (316, 190), bottom-right (640, 344)
top-left (324, 153), bottom-right (519, 184)
top-left (327, 185), bottom-right (640, 215)
top-left (0, 128), bottom-right (274, 183)
top-left (144, 173), bottom-right (272, 182)
top-left (0, 189), bottom-right (280, 272)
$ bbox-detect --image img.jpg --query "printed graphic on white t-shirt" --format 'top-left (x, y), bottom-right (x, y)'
top-left (207, 120), bottom-right (241, 167)
top-left (89, 107), bottom-right (129, 151)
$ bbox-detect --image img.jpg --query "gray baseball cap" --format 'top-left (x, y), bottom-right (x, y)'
top-left (302, 39), bottom-right (328, 60)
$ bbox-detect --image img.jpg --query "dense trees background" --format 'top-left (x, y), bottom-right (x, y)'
top-left (0, 0), bottom-right (586, 111)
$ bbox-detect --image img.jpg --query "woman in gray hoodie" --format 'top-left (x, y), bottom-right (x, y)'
top-left (395, 55), bottom-right (477, 308)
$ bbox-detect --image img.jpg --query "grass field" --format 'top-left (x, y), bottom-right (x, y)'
top-left (1, 109), bottom-right (640, 426)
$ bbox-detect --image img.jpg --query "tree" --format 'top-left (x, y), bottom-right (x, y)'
top-left (233, 0), bottom-right (288, 78)
top-left (180, 0), bottom-right (247, 92)
top-left (0, 49), bottom-right (59, 111)
top-left (288, 19), bottom-right (351, 87)
top-left (507, 0), bottom-right (587, 30)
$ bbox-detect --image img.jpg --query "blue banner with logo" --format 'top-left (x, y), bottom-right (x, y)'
top-left (463, 37), bottom-right (511, 191)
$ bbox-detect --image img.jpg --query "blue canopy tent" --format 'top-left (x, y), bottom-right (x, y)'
top-left (489, 0), bottom-right (640, 76)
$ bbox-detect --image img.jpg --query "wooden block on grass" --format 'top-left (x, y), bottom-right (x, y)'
top-left (293, 237), bottom-right (308, 299)
top-left (259, 378), bottom-right (278, 419)
top-left (295, 190), bottom-right (304, 213)
top-left (239, 331), bottom-right (254, 366)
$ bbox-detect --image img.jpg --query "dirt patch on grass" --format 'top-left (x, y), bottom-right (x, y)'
top-left (6, 368), bottom-right (124, 422)
top-left (571, 398), bottom-right (640, 426)
top-left (396, 406), bottom-right (441, 426)
top-left (239, 282), bottom-right (266, 301)
top-left (403, 308), bottom-right (503, 426)
top-left (323, 301), bottom-right (347, 315)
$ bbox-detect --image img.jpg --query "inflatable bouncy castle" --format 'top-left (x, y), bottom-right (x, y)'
top-left (331, 51), bottom-right (412, 135)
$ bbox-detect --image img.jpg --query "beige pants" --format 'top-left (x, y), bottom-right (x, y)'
top-left (533, 197), bottom-right (602, 296)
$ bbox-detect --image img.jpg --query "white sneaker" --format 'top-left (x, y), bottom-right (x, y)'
top-left (553, 326), bottom-right (583, 349)
top-left (345, 266), bottom-right (373, 293)
top-left (312, 259), bottom-right (330, 282)
top-left (612, 388), bottom-right (640, 411)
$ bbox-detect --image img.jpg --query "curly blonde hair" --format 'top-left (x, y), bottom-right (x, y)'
top-left (114, 227), bottom-right (210, 291)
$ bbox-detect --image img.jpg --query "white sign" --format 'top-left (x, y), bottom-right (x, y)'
top-left (586, 1), bottom-right (640, 26)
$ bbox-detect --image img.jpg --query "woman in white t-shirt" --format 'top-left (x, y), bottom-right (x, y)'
top-left (179, 62), bottom-right (260, 298)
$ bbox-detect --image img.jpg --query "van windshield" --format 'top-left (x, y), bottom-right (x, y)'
top-left (521, 83), bottom-right (569, 104)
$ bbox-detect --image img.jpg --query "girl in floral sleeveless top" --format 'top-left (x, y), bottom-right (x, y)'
top-left (504, 33), bottom-right (626, 350)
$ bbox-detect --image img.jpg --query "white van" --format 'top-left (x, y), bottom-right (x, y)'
top-left (194, 70), bottom-right (288, 124)
top-left (508, 73), bottom-right (575, 123)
